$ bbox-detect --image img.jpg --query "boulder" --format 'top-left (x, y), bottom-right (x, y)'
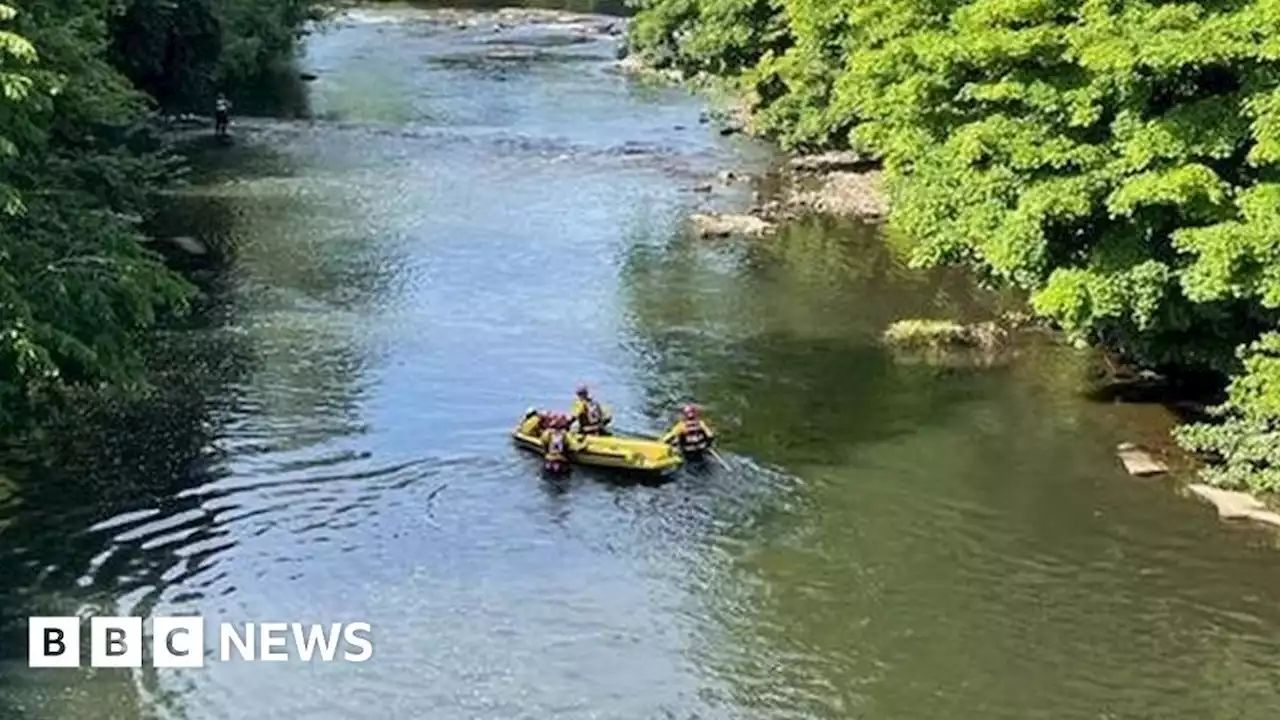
top-left (788, 150), bottom-right (877, 173)
top-left (1188, 484), bottom-right (1280, 527)
top-left (882, 319), bottom-right (1007, 351)
top-left (787, 170), bottom-right (888, 218)
top-left (166, 236), bottom-right (208, 256)
top-left (690, 213), bottom-right (774, 238)
top-left (1116, 442), bottom-right (1168, 477)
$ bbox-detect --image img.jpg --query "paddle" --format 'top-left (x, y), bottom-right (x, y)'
top-left (706, 448), bottom-right (732, 471)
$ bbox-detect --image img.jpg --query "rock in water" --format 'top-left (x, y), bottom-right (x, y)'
top-left (690, 213), bottom-right (774, 238)
top-left (1116, 442), bottom-right (1168, 477)
top-left (1188, 485), bottom-right (1280, 528)
top-left (786, 170), bottom-right (888, 219)
top-left (167, 236), bottom-right (208, 256)
top-left (787, 150), bottom-right (877, 173)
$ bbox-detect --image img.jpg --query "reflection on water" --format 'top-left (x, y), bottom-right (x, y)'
top-left (3, 5), bottom-right (1280, 720)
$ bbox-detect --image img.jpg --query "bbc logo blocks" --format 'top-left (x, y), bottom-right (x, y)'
top-left (153, 616), bottom-right (206, 667)
top-left (28, 617), bottom-right (80, 668)
top-left (28, 616), bottom-right (205, 668)
top-left (91, 617), bottom-right (143, 667)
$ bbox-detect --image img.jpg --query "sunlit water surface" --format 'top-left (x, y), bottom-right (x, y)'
top-left (2, 5), bottom-right (1280, 720)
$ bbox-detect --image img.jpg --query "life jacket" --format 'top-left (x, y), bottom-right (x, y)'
top-left (580, 401), bottom-right (604, 432)
top-left (546, 430), bottom-right (568, 461)
top-left (679, 420), bottom-right (709, 452)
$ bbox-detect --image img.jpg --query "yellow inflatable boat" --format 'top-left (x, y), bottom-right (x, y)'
top-left (512, 427), bottom-right (683, 474)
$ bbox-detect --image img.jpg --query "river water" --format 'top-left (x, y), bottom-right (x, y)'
top-left (3, 4), bottom-right (1280, 719)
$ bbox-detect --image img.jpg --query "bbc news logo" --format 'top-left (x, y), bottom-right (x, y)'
top-left (28, 617), bottom-right (373, 667)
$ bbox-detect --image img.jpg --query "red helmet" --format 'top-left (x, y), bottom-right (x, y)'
top-left (575, 383), bottom-right (589, 397)
top-left (682, 404), bottom-right (699, 420)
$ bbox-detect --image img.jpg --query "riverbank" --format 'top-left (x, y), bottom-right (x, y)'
top-left (613, 32), bottom-right (1280, 531)
top-left (617, 53), bottom-right (892, 229)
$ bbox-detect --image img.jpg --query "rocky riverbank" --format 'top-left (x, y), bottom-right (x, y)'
top-left (614, 54), bottom-right (890, 232)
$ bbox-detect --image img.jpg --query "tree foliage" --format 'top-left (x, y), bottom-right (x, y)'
top-left (110, 0), bottom-right (323, 110)
top-left (1, 0), bottom-right (318, 430)
top-left (628, 0), bottom-right (1280, 493)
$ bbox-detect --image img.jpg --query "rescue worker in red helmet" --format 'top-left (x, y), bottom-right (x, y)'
top-left (569, 383), bottom-right (612, 435)
top-left (540, 414), bottom-right (582, 473)
top-left (662, 404), bottom-right (716, 456)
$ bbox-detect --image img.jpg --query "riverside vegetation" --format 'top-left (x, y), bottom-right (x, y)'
top-left (5, 0), bottom-right (1278, 498)
top-left (0, 1), bottom-right (320, 432)
top-left (626, 0), bottom-right (1280, 495)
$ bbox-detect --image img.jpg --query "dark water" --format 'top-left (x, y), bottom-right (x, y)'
top-left (3, 5), bottom-right (1280, 719)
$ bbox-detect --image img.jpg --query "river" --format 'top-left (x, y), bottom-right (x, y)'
top-left (2, 4), bottom-right (1280, 719)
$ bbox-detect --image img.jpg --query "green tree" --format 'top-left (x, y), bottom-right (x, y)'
top-left (2, 0), bottom-right (320, 433)
top-left (109, 0), bottom-right (324, 111)
top-left (627, 0), bottom-right (1280, 493)
top-left (1, 2), bottom-right (193, 428)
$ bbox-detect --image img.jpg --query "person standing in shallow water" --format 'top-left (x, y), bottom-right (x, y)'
top-left (214, 93), bottom-right (231, 138)
top-left (540, 414), bottom-right (582, 473)
top-left (663, 404), bottom-right (715, 456)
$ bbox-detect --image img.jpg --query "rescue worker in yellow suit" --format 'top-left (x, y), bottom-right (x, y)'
top-left (540, 414), bottom-right (583, 473)
top-left (662, 404), bottom-right (716, 456)
top-left (569, 383), bottom-right (612, 435)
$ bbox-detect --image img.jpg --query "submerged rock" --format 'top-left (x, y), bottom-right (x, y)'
top-left (611, 52), bottom-right (685, 83)
top-left (166, 236), bottom-right (208, 255)
top-left (882, 319), bottom-right (1007, 351)
top-left (484, 46), bottom-right (540, 61)
top-left (1188, 484), bottom-right (1280, 527)
top-left (1116, 442), bottom-right (1168, 477)
top-left (690, 213), bottom-right (774, 238)
top-left (881, 318), bottom-right (1014, 368)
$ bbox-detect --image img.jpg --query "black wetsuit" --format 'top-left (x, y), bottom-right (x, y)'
top-left (214, 99), bottom-right (230, 136)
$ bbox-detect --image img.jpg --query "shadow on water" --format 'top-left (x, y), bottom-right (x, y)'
top-left (0, 308), bottom-right (251, 718)
top-left (619, 216), bottom-right (1006, 466)
top-left (0, 136), bottom-right (396, 719)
